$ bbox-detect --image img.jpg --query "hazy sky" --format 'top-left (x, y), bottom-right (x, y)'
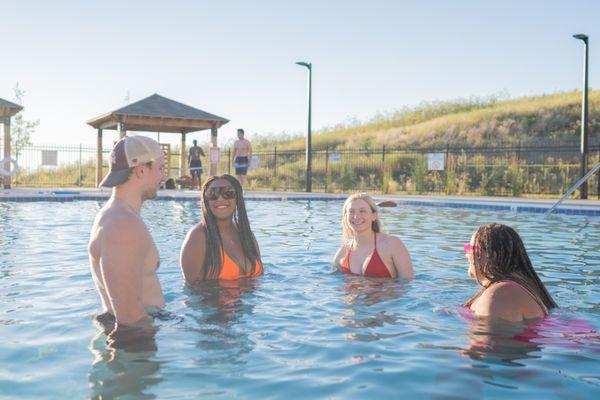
top-left (1, 0), bottom-right (598, 147)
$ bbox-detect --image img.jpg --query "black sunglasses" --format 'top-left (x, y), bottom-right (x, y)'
top-left (205, 186), bottom-right (236, 201)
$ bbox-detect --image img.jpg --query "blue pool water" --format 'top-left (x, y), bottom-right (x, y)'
top-left (0, 200), bottom-right (599, 399)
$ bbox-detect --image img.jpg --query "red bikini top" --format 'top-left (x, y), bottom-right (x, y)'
top-left (341, 233), bottom-right (392, 278)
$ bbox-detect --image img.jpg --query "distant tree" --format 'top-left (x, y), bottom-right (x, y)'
top-left (11, 83), bottom-right (39, 158)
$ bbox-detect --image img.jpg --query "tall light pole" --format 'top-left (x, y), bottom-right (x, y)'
top-left (296, 61), bottom-right (312, 192)
top-left (573, 34), bottom-right (589, 199)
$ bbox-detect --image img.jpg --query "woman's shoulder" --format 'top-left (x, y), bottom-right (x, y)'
top-left (377, 232), bottom-right (406, 247)
top-left (334, 243), bottom-right (350, 255)
top-left (186, 223), bottom-right (207, 240)
top-left (477, 281), bottom-right (543, 320)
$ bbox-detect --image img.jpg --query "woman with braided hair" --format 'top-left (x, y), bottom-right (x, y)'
top-left (180, 174), bottom-right (262, 281)
top-left (462, 223), bottom-right (557, 321)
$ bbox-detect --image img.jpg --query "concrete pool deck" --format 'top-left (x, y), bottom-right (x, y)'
top-left (1, 187), bottom-right (599, 215)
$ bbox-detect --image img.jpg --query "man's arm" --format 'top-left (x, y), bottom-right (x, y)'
top-left (390, 237), bottom-right (414, 279)
top-left (248, 140), bottom-right (253, 168)
top-left (231, 142), bottom-right (238, 166)
top-left (200, 147), bottom-right (206, 157)
top-left (99, 217), bottom-right (150, 325)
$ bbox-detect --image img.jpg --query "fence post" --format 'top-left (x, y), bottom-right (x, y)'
top-left (227, 148), bottom-right (231, 175)
top-left (445, 143), bottom-right (450, 193)
top-left (274, 146), bottom-right (278, 179)
top-left (517, 140), bottom-right (521, 161)
top-left (325, 146), bottom-right (329, 192)
top-left (78, 144), bottom-right (82, 187)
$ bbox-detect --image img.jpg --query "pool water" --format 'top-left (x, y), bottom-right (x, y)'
top-left (0, 200), bottom-right (599, 399)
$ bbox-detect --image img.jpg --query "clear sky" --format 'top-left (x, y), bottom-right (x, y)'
top-left (1, 0), bottom-right (598, 147)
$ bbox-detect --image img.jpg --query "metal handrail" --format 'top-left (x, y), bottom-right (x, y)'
top-left (544, 162), bottom-right (600, 217)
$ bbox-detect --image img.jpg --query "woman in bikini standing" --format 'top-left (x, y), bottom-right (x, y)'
top-left (332, 193), bottom-right (414, 279)
top-left (463, 223), bottom-right (557, 321)
top-left (180, 174), bottom-right (262, 281)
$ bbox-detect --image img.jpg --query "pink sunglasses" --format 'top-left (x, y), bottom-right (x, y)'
top-left (463, 244), bottom-right (480, 254)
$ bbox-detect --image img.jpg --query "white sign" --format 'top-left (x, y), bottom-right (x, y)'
top-left (329, 152), bottom-right (340, 162)
top-left (209, 147), bottom-right (220, 164)
top-left (41, 150), bottom-right (58, 166)
top-left (427, 153), bottom-right (445, 171)
top-left (251, 156), bottom-right (259, 169)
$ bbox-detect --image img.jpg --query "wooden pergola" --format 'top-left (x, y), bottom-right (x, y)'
top-left (1, 98), bottom-right (24, 189)
top-left (87, 93), bottom-right (229, 186)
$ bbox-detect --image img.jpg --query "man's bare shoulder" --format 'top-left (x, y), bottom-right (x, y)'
top-left (96, 204), bottom-right (145, 235)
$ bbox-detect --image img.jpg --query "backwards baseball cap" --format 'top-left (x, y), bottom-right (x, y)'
top-left (99, 135), bottom-right (164, 188)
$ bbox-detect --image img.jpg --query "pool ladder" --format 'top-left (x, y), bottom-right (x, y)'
top-left (544, 162), bottom-right (600, 217)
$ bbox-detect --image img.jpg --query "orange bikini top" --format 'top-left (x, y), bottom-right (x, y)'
top-left (218, 249), bottom-right (263, 280)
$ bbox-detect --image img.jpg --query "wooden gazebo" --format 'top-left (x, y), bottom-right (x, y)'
top-left (87, 93), bottom-right (229, 186)
top-left (1, 98), bottom-right (24, 189)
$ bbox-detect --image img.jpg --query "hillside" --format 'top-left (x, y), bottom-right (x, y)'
top-left (253, 90), bottom-right (600, 150)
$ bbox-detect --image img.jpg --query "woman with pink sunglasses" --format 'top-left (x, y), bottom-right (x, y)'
top-left (462, 223), bottom-right (557, 321)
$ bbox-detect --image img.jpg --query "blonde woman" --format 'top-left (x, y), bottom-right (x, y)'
top-left (332, 193), bottom-right (414, 279)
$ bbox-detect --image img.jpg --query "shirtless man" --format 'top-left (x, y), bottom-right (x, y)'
top-left (88, 135), bottom-right (166, 331)
top-left (188, 139), bottom-right (205, 190)
top-left (231, 128), bottom-right (252, 190)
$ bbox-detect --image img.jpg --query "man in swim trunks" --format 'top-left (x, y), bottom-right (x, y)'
top-left (188, 139), bottom-right (205, 190)
top-left (88, 135), bottom-right (166, 332)
top-left (232, 128), bottom-right (252, 190)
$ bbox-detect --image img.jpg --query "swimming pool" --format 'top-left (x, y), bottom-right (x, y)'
top-left (0, 200), bottom-right (599, 399)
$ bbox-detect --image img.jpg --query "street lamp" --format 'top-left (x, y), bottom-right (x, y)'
top-left (573, 33), bottom-right (589, 199)
top-left (296, 61), bottom-right (312, 192)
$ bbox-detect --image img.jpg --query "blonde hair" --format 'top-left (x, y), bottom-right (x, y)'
top-left (342, 193), bottom-right (383, 244)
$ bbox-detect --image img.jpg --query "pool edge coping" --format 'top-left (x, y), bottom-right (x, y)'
top-left (1, 189), bottom-right (599, 216)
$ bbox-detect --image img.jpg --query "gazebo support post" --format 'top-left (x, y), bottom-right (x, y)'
top-left (180, 132), bottom-right (186, 177)
top-left (118, 122), bottom-right (126, 139)
top-left (96, 129), bottom-right (103, 188)
top-left (210, 123), bottom-right (218, 176)
top-left (3, 117), bottom-right (11, 189)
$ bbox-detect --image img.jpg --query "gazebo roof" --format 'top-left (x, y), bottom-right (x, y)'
top-left (0, 98), bottom-right (23, 118)
top-left (86, 93), bottom-right (229, 133)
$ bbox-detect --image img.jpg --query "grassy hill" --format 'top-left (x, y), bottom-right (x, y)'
top-left (253, 90), bottom-right (600, 150)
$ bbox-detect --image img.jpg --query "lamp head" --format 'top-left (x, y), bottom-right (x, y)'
top-left (573, 34), bottom-right (589, 42)
top-left (296, 61), bottom-right (311, 69)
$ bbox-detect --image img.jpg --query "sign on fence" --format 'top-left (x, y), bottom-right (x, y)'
top-left (329, 152), bottom-right (340, 162)
top-left (251, 155), bottom-right (260, 169)
top-left (41, 150), bottom-right (58, 166)
top-left (427, 153), bottom-right (445, 171)
top-left (209, 147), bottom-right (220, 164)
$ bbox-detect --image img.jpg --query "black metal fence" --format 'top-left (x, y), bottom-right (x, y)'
top-left (247, 144), bottom-right (600, 197)
top-left (2, 143), bottom-right (599, 198)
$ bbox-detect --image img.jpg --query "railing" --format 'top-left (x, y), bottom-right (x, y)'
top-left (1, 142), bottom-right (599, 198)
top-left (544, 162), bottom-right (600, 216)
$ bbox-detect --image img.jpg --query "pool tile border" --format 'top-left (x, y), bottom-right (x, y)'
top-left (0, 193), bottom-right (598, 216)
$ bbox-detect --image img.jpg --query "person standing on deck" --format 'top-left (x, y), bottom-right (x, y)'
top-left (188, 139), bottom-right (205, 190)
top-left (231, 128), bottom-right (252, 191)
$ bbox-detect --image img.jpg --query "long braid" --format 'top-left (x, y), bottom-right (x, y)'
top-left (201, 176), bottom-right (223, 279)
top-left (221, 175), bottom-right (261, 274)
top-left (200, 175), bottom-right (261, 279)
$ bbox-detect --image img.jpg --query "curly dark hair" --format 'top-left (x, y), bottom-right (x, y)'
top-left (463, 223), bottom-right (557, 310)
top-left (199, 174), bottom-right (261, 279)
